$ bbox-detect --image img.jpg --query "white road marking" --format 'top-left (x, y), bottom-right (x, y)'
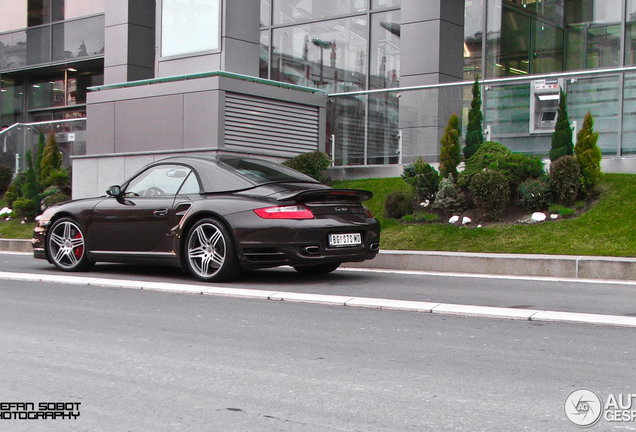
top-left (1, 270), bottom-right (635, 328)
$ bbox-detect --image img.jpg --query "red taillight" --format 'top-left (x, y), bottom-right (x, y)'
top-left (254, 205), bottom-right (314, 219)
top-left (364, 207), bottom-right (374, 218)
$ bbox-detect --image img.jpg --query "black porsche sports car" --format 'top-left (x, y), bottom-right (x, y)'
top-left (32, 156), bottom-right (380, 281)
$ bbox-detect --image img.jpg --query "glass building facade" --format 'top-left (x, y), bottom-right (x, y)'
top-left (0, 0), bottom-right (105, 126)
top-left (259, 0), bottom-right (636, 165)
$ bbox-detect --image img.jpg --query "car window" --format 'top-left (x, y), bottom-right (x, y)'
top-left (125, 165), bottom-right (192, 197)
top-left (177, 171), bottom-right (201, 195)
top-left (218, 157), bottom-right (318, 185)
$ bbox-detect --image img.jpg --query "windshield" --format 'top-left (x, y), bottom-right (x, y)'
top-left (217, 157), bottom-right (320, 185)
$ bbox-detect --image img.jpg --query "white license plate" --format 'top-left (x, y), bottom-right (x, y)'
top-left (329, 233), bottom-right (362, 247)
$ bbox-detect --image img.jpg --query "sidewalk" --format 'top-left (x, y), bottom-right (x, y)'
top-left (3, 238), bottom-right (635, 281)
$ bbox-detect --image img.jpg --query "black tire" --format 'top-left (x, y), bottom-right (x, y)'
top-left (47, 217), bottom-right (93, 272)
top-left (185, 218), bottom-right (240, 282)
top-left (293, 262), bottom-right (341, 275)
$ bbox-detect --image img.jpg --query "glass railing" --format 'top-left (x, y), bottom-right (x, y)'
top-left (328, 66), bottom-right (636, 167)
top-left (0, 118), bottom-right (86, 174)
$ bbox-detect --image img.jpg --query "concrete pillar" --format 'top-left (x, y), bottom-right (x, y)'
top-left (104, 0), bottom-right (155, 85)
top-left (399, 0), bottom-right (464, 162)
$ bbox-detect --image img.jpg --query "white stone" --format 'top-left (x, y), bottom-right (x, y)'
top-left (462, 217), bottom-right (472, 225)
top-left (550, 214), bottom-right (558, 219)
top-left (419, 200), bottom-right (430, 207)
top-left (0, 207), bottom-right (10, 216)
top-left (531, 212), bottom-right (547, 222)
top-left (449, 215), bottom-right (460, 224)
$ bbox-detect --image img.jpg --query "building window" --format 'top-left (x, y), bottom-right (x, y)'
top-left (161, 0), bottom-right (221, 58)
top-left (271, 16), bottom-right (369, 92)
top-left (273, 0), bottom-right (367, 25)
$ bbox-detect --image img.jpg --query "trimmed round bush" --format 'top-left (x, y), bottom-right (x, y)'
top-left (549, 155), bottom-right (582, 205)
top-left (519, 177), bottom-right (551, 210)
top-left (384, 191), bottom-right (413, 219)
top-left (469, 169), bottom-right (510, 220)
top-left (432, 175), bottom-right (467, 214)
top-left (458, 141), bottom-right (511, 189)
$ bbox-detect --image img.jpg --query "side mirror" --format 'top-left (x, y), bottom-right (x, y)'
top-left (106, 185), bottom-right (122, 197)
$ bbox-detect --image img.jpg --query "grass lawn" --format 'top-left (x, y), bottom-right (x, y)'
top-left (0, 218), bottom-right (36, 240)
top-left (332, 173), bottom-right (636, 257)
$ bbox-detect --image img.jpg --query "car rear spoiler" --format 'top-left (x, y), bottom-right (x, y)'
top-left (277, 188), bottom-right (373, 203)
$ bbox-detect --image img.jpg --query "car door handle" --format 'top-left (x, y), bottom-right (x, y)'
top-left (153, 208), bottom-right (169, 217)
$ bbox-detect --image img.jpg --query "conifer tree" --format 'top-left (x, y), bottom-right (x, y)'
top-left (464, 79), bottom-right (483, 160)
top-left (439, 113), bottom-right (461, 179)
top-left (35, 130), bottom-right (45, 183)
top-left (41, 130), bottom-right (62, 184)
top-left (574, 111), bottom-right (602, 192)
top-left (549, 88), bottom-right (573, 162)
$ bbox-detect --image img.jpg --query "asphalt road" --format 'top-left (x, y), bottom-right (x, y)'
top-left (1, 253), bottom-right (636, 431)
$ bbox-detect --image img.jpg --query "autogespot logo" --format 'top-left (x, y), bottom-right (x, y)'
top-left (565, 389), bottom-right (603, 427)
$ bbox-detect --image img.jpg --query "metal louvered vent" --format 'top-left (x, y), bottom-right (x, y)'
top-left (224, 93), bottom-right (319, 156)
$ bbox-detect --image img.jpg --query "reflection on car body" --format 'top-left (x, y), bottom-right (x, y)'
top-left (32, 155), bottom-right (381, 281)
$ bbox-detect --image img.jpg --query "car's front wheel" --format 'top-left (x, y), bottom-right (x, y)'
top-left (47, 217), bottom-right (93, 271)
top-left (293, 262), bottom-right (341, 275)
top-left (185, 218), bottom-right (240, 282)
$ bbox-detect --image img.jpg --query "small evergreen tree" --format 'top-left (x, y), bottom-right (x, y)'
top-left (21, 150), bottom-right (39, 201)
top-left (401, 157), bottom-right (440, 203)
top-left (35, 130), bottom-right (45, 183)
top-left (574, 111), bottom-right (602, 193)
top-left (41, 130), bottom-right (62, 184)
top-left (439, 113), bottom-right (461, 179)
top-left (464, 79), bottom-right (483, 160)
top-left (549, 88), bottom-right (573, 162)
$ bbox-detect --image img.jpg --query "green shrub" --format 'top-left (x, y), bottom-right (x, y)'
top-left (491, 152), bottom-right (545, 194)
top-left (282, 151), bottom-right (331, 182)
top-left (458, 141), bottom-right (511, 189)
top-left (4, 185), bottom-right (18, 208)
top-left (432, 175), bottom-right (467, 214)
top-left (548, 204), bottom-right (575, 217)
top-left (519, 177), bottom-right (551, 210)
top-left (0, 164), bottom-right (13, 195)
top-left (575, 111), bottom-right (602, 193)
top-left (401, 157), bottom-right (440, 203)
top-left (549, 155), bottom-right (582, 205)
top-left (464, 79), bottom-right (484, 160)
top-left (12, 197), bottom-right (39, 219)
top-left (384, 191), bottom-right (413, 219)
top-left (40, 186), bottom-right (69, 209)
top-left (439, 113), bottom-right (461, 179)
top-left (469, 169), bottom-right (510, 220)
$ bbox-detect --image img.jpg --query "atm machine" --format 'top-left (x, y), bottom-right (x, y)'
top-left (529, 78), bottom-right (564, 134)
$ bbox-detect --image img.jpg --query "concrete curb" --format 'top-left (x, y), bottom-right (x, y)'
top-left (0, 239), bottom-right (32, 253)
top-left (2, 239), bottom-right (636, 280)
top-left (342, 250), bottom-right (636, 281)
top-left (1, 270), bottom-right (635, 328)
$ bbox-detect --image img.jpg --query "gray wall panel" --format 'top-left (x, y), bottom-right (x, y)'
top-left (86, 102), bottom-right (116, 154)
top-left (184, 91), bottom-right (221, 149)
top-left (115, 95), bottom-right (184, 153)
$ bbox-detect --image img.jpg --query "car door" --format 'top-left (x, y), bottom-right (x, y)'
top-left (91, 164), bottom-right (192, 253)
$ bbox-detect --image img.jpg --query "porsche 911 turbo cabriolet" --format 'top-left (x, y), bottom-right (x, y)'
top-left (32, 156), bottom-right (381, 281)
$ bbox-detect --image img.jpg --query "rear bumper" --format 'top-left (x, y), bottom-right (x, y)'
top-left (231, 216), bottom-right (381, 270)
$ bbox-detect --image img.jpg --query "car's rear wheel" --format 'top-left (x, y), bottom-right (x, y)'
top-left (293, 262), bottom-right (341, 275)
top-left (185, 218), bottom-right (240, 282)
top-left (47, 217), bottom-right (93, 272)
